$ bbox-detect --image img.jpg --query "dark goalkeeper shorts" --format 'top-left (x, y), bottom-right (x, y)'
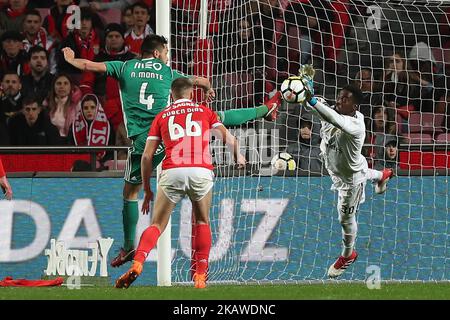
top-left (124, 131), bottom-right (166, 184)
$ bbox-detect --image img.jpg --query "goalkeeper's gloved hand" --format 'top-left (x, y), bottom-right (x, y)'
top-left (298, 65), bottom-right (317, 106)
top-left (301, 75), bottom-right (317, 105)
top-left (298, 64), bottom-right (316, 78)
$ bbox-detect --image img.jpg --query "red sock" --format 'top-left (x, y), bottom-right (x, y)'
top-left (134, 225), bottom-right (161, 263)
top-left (191, 220), bottom-right (198, 279)
top-left (194, 224), bottom-right (212, 275)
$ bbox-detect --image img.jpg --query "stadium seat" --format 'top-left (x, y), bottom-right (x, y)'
top-left (432, 47), bottom-right (443, 63)
top-left (435, 133), bottom-right (450, 143)
top-left (406, 133), bottom-right (434, 144)
top-left (422, 113), bottom-right (445, 133)
top-left (408, 112), bottom-right (445, 134)
top-left (408, 113), bottom-right (422, 133)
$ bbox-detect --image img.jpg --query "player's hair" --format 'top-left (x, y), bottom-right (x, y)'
top-left (341, 84), bottom-right (363, 105)
top-left (29, 45), bottom-right (49, 60)
top-left (141, 34), bottom-right (168, 56)
top-left (171, 78), bottom-right (193, 99)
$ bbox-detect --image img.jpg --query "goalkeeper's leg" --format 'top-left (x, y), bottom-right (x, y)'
top-left (328, 183), bottom-right (364, 278)
top-left (367, 168), bottom-right (394, 194)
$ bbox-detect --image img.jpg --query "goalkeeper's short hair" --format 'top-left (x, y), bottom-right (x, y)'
top-left (342, 84), bottom-right (363, 105)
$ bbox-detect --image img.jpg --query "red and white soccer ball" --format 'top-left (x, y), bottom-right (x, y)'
top-left (280, 76), bottom-right (307, 104)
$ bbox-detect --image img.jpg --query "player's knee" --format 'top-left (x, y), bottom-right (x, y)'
top-left (192, 205), bottom-right (210, 224)
top-left (340, 217), bottom-right (357, 234)
top-left (150, 222), bottom-right (165, 234)
top-left (123, 183), bottom-right (141, 200)
top-left (339, 212), bottom-right (356, 226)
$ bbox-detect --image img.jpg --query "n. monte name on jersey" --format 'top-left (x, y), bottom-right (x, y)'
top-left (130, 61), bottom-right (164, 80)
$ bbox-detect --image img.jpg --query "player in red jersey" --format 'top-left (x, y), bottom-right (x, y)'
top-left (0, 157), bottom-right (13, 200)
top-left (115, 77), bottom-right (246, 289)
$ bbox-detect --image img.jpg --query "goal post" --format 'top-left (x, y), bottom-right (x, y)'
top-left (155, 0), bottom-right (172, 287)
top-left (161, 0), bottom-right (450, 284)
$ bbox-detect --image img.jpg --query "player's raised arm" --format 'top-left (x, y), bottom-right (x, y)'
top-left (303, 78), bottom-right (364, 136)
top-left (62, 47), bottom-right (107, 73)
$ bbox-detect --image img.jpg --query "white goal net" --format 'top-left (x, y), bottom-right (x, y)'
top-left (167, 0), bottom-right (450, 283)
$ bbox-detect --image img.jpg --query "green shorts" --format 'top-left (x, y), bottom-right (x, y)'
top-left (124, 131), bottom-right (166, 184)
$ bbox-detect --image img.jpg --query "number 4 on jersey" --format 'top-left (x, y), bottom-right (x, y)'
top-left (139, 83), bottom-right (154, 110)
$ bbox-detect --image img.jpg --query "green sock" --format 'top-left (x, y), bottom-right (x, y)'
top-left (122, 199), bottom-right (139, 250)
top-left (219, 105), bottom-right (269, 126)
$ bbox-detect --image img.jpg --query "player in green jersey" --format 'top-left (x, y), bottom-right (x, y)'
top-left (62, 34), bottom-right (282, 267)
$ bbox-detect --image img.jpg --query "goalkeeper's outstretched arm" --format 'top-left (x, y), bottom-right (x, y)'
top-left (307, 98), bottom-right (362, 136)
top-left (62, 47), bottom-right (107, 73)
top-left (302, 71), bottom-right (362, 136)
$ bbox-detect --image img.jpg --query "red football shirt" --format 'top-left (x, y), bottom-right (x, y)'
top-left (124, 35), bottom-right (143, 56)
top-left (148, 99), bottom-right (223, 170)
top-left (124, 25), bottom-right (153, 56)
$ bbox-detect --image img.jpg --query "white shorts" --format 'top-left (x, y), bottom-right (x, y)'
top-left (336, 181), bottom-right (366, 217)
top-left (158, 167), bottom-right (214, 204)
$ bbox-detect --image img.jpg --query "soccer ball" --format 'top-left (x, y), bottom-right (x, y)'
top-left (271, 152), bottom-right (297, 171)
top-left (280, 76), bottom-right (307, 104)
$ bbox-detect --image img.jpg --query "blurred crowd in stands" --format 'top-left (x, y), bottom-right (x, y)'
top-left (0, 0), bottom-right (449, 173)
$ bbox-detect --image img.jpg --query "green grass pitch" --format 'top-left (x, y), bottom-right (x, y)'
top-left (1, 283), bottom-right (449, 300)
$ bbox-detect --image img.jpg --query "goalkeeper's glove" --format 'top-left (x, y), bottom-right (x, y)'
top-left (301, 75), bottom-right (317, 106)
top-left (298, 65), bottom-right (317, 105)
top-left (298, 64), bottom-right (316, 78)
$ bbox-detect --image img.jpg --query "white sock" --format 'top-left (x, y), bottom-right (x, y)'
top-left (340, 214), bottom-right (357, 258)
top-left (366, 169), bottom-right (383, 182)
